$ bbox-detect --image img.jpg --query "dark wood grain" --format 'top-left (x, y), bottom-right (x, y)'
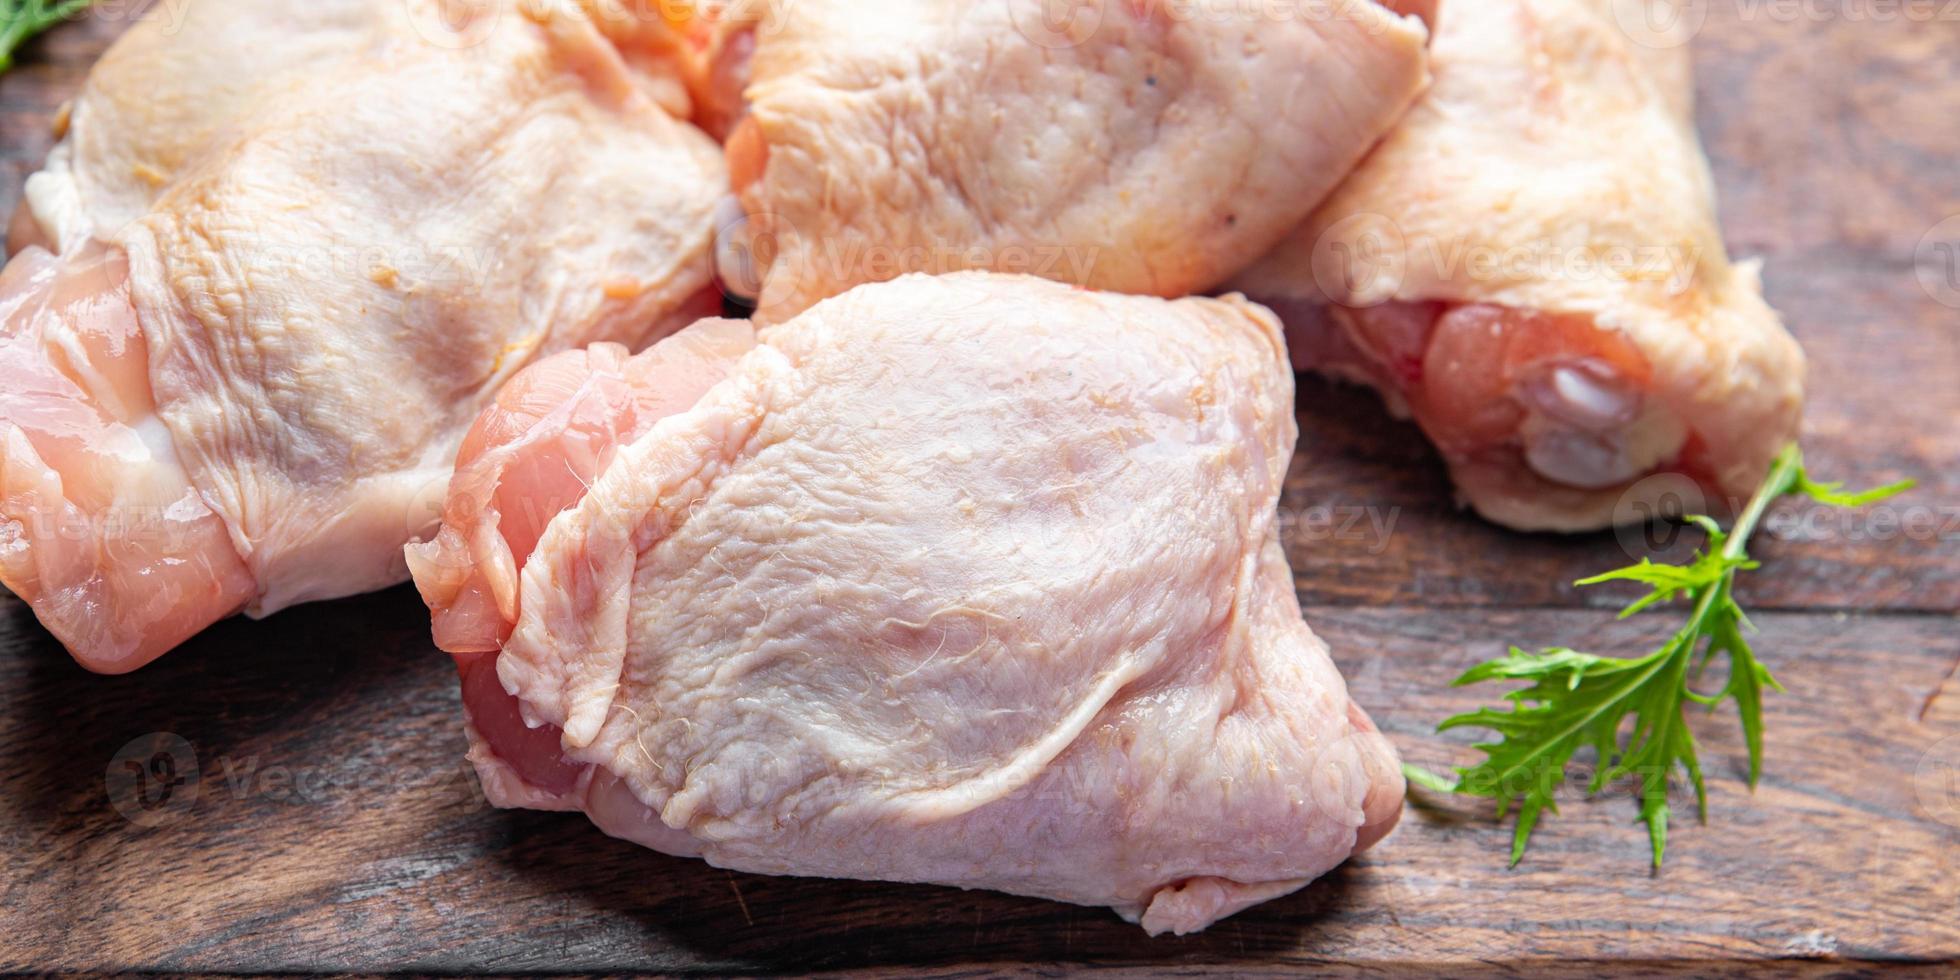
top-left (1, 1), bottom-right (1957, 975)
top-left (1, 591), bottom-right (1954, 974)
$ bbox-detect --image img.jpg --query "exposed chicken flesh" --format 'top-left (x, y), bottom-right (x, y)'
top-left (1232, 0), bottom-right (1805, 530)
top-left (0, 0), bottom-right (726, 672)
top-left (707, 0), bottom-right (1433, 323)
top-left (0, 241), bottom-right (255, 666)
top-left (408, 272), bottom-right (1404, 934)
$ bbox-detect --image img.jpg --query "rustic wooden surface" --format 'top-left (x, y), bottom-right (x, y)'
top-left (1, 3), bottom-right (1957, 975)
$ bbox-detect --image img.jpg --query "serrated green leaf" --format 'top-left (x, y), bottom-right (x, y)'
top-left (1449, 646), bottom-right (1603, 687)
top-left (1420, 442), bottom-right (1909, 867)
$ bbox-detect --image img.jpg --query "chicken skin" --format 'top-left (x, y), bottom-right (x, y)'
top-left (10, 0), bottom-right (389, 254)
top-left (705, 0), bottom-right (1433, 323)
top-left (0, 0), bottom-right (725, 672)
top-left (407, 272), bottom-right (1404, 934)
top-left (1233, 0), bottom-right (1805, 530)
top-left (10, 0), bottom-right (705, 254)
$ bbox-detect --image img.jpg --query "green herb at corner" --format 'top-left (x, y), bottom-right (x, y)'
top-left (1405, 443), bottom-right (1913, 868)
top-left (1, 0), bottom-right (91, 74)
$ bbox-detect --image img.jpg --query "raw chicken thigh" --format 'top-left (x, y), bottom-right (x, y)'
top-left (11, 0), bottom-right (390, 253)
top-left (10, 0), bottom-right (705, 253)
top-left (0, 0), bottom-right (726, 672)
top-left (407, 272), bottom-right (1404, 934)
top-left (1233, 0), bottom-right (1805, 530)
top-left (706, 0), bottom-right (1434, 323)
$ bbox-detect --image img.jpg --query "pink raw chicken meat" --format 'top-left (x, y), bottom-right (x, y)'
top-left (1232, 0), bottom-right (1804, 530)
top-left (0, 0), bottom-right (726, 672)
top-left (408, 272), bottom-right (1403, 935)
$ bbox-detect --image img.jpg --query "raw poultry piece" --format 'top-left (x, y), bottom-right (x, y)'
top-left (704, 0), bottom-right (1434, 323)
top-left (1232, 0), bottom-right (1805, 530)
top-left (8, 0), bottom-right (706, 254)
top-left (9, 0), bottom-right (386, 254)
top-left (0, 0), bottom-right (726, 672)
top-left (407, 272), bottom-right (1405, 935)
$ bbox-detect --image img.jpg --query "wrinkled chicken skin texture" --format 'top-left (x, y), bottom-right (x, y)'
top-left (409, 272), bottom-right (1404, 934)
top-left (711, 0), bottom-right (1431, 324)
top-left (1234, 0), bottom-right (1804, 531)
top-left (9, 0), bottom-right (707, 251)
top-left (0, 0), bottom-right (726, 670)
top-left (409, 319), bottom-right (757, 800)
top-left (408, 320), bottom-right (759, 657)
top-left (13, 0), bottom-right (388, 252)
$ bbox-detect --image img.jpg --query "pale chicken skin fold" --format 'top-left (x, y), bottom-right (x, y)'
top-left (408, 272), bottom-right (1404, 935)
top-left (0, 0), bottom-right (726, 672)
top-left (8, 0), bottom-right (707, 254)
top-left (10, 0), bottom-right (391, 254)
top-left (705, 0), bottom-right (1433, 323)
top-left (1233, 0), bottom-right (1805, 530)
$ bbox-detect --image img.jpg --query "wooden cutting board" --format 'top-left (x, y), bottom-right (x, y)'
top-left (2, 4), bottom-right (1956, 975)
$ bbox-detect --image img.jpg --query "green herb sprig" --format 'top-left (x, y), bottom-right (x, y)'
top-left (1406, 444), bottom-right (1912, 867)
top-left (1, 0), bottom-right (90, 74)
